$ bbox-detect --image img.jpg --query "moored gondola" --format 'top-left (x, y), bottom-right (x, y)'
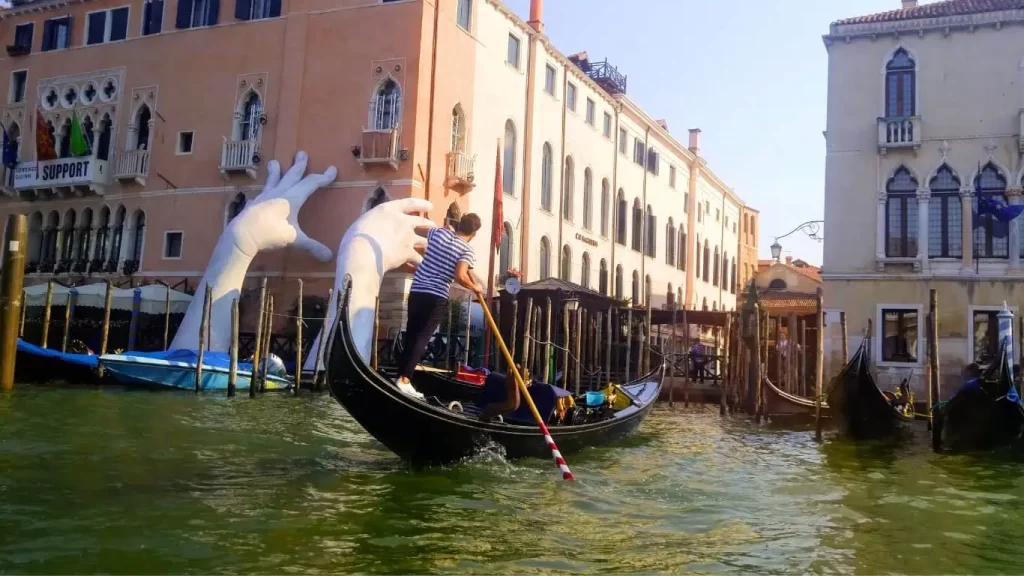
top-left (326, 284), bottom-right (664, 465)
top-left (763, 375), bottom-right (830, 421)
top-left (932, 343), bottom-right (1024, 452)
top-left (826, 341), bottom-right (915, 439)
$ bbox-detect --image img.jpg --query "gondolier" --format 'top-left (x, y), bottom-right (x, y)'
top-left (395, 213), bottom-right (484, 398)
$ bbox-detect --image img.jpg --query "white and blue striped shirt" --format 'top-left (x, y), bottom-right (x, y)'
top-left (410, 227), bottom-right (476, 298)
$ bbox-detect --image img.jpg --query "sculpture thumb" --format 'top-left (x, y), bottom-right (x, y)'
top-left (295, 232), bottom-right (333, 262)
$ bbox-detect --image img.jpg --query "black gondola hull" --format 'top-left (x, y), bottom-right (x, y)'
top-left (826, 344), bottom-right (914, 440)
top-left (933, 345), bottom-right (1024, 451)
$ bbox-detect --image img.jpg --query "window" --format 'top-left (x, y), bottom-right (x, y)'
top-left (370, 78), bottom-right (400, 131)
top-left (669, 165), bottom-right (676, 188)
top-left (87, 7), bottom-right (129, 45)
top-left (885, 166), bottom-right (919, 258)
top-left (507, 33), bottom-right (521, 69)
top-left (600, 178), bottom-right (610, 237)
top-left (614, 265), bottom-right (623, 299)
top-left (235, 0), bottom-right (281, 21)
top-left (42, 17), bottom-right (71, 51)
top-left (881, 308), bottom-right (918, 363)
top-left (599, 259), bottom-right (608, 295)
top-left (585, 98), bottom-right (595, 126)
top-left (581, 252), bottom-right (590, 289)
top-left (618, 128), bottom-right (627, 155)
top-left (142, 0), bottom-right (164, 35)
top-left (163, 231), bottom-right (183, 259)
top-left (974, 162), bottom-right (1008, 259)
top-left (665, 219), bottom-right (676, 265)
top-left (176, 0), bottom-right (219, 29)
top-left (631, 271), bottom-right (639, 304)
top-left (702, 240), bottom-right (710, 282)
top-left (615, 188), bottom-right (627, 245)
top-left (456, 0), bottom-right (472, 31)
top-left (499, 222), bottom-right (513, 274)
top-left (9, 71), bottom-right (27, 104)
top-left (971, 309), bottom-right (1000, 365)
top-left (236, 91), bottom-right (262, 141)
top-left (539, 236), bottom-right (550, 279)
top-left (131, 105), bottom-right (152, 150)
top-left (645, 205), bottom-right (656, 258)
top-left (544, 64), bottom-right (556, 95)
top-left (677, 229), bottom-right (686, 270)
top-left (450, 104), bottom-right (466, 152)
top-left (928, 164), bottom-right (962, 259)
top-left (227, 193), bottom-right (246, 224)
top-left (631, 198), bottom-right (642, 251)
top-left (582, 168), bottom-right (593, 230)
top-left (712, 247), bottom-right (720, 286)
top-left (603, 112), bottom-right (612, 138)
top-left (177, 131), bottom-right (194, 154)
top-left (562, 156), bottom-right (574, 221)
top-left (13, 23), bottom-right (33, 52)
top-left (502, 120), bottom-right (516, 195)
top-left (646, 148), bottom-right (659, 175)
top-left (560, 244), bottom-right (571, 282)
top-left (716, 208), bottom-right (720, 222)
top-left (885, 48), bottom-right (915, 118)
top-left (633, 138), bottom-right (645, 165)
top-left (540, 142), bottom-right (553, 211)
top-left (566, 83), bottom-right (577, 111)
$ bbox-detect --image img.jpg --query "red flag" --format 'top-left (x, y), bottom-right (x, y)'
top-left (492, 141), bottom-right (503, 253)
top-left (35, 109), bottom-right (57, 162)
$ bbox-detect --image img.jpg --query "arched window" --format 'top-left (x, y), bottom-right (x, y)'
top-left (885, 166), bottom-right (919, 257)
top-left (599, 258), bottom-right (608, 295)
top-left (631, 198), bottom-right (642, 251)
top-left (76, 208), bottom-right (93, 264)
top-left (614, 265), bottom-right (623, 299)
top-left (562, 156), bottom-right (574, 221)
top-left (702, 240), bottom-right (710, 282)
top-left (539, 236), bottom-right (551, 279)
top-left (97, 114), bottom-right (112, 161)
top-left (974, 162), bottom-right (1008, 259)
top-left (645, 205), bottom-right (656, 258)
top-left (677, 287), bottom-right (682, 309)
top-left (730, 257), bottom-right (737, 294)
top-left (885, 48), bottom-right (915, 118)
top-left (60, 209), bottom-right (75, 264)
top-left (42, 211), bottom-right (59, 264)
top-left (366, 187), bottom-right (389, 212)
top-left (581, 252), bottom-right (591, 289)
top-left (600, 178), bottom-right (610, 237)
top-left (94, 206), bottom-right (110, 264)
top-left (445, 201), bottom-right (461, 229)
top-left (582, 168), bottom-right (593, 230)
top-left (644, 274), bottom-right (651, 305)
top-left (678, 228), bottom-right (686, 270)
top-left (615, 188), bottom-right (627, 245)
top-left (502, 120), bottom-right (516, 195)
top-left (694, 234), bottom-right (701, 278)
top-left (722, 251), bottom-right (729, 290)
top-left (712, 247), bottom-right (720, 286)
top-left (631, 270), bottom-right (639, 304)
top-left (227, 193), bottom-right (247, 225)
top-left (768, 278), bottom-right (787, 290)
top-left (667, 283), bottom-right (674, 308)
top-left (702, 297), bottom-right (708, 311)
top-left (130, 209), bottom-right (146, 264)
top-left (133, 104), bottom-right (152, 150)
top-left (541, 143), bottom-right (553, 211)
top-left (27, 212), bottom-right (43, 264)
top-left (370, 78), bottom-right (401, 131)
top-left (110, 206), bottom-right (126, 266)
top-left (499, 222), bottom-right (513, 273)
top-left (82, 116), bottom-right (94, 153)
top-left (451, 104), bottom-right (466, 152)
top-left (560, 244), bottom-right (572, 281)
top-left (666, 218), bottom-right (676, 265)
top-left (237, 91), bottom-right (263, 142)
top-left (929, 164), bottom-right (961, 259)
top-left (58, 118), bottom-right (71, 158)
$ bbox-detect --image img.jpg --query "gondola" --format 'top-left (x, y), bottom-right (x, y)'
top-left (326, 284), bottom-right (664, 465)
top-left (763, 375), bottom-right (830, 421)
top-left (932, 343), bottom-right (1024, 452)
top-left (826, 340), bottom-right (915, 439)
top-left (15, 339), bottom-right (102, 384)
top-left (409, 366), bottom-right (488, 402)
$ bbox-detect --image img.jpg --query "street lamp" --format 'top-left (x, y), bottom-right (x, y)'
top-left (771, 220), bottom-right (823, 262)
top-left (565, 296), bottom-right (580, 313)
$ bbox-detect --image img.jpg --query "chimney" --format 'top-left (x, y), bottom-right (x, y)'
top-left (528, 0), bottom-right (544, 32)
top-left (687, 128), bottom-right (701, 155)
top-left (785, 256), bottom-right (793, 265)
top-left (901, 0), bottom-right (917, 9)
top-left (656, 119), bottom-right (669, 132)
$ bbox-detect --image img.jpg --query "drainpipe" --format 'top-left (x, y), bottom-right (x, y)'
top-left (556, 63), bottom-right (569, 277)
top-left (423, 0), bottom-right (441, 207)
top-left (520, 34), bottom-right (538, 280)
top-left (640, 126), bottom-right (650, 304)
top-left (684, 159), bottom-right (700, 308)
top-left (610, 102), bottom-right (622, 295)
top-left (718, 193), bottom-right (726, 308)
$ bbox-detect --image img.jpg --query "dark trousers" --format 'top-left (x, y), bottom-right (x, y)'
top-left (397, 291), bottom-right (450, 380)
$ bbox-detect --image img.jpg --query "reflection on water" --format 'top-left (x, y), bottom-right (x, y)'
top-left (2, 387), bottom-right (1024, 574)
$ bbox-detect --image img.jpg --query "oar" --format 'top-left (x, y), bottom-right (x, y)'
top-left (475, 291), bottom-right (575, 481)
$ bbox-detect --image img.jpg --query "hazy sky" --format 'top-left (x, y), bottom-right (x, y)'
top-left (505, 0), bottom-right (902, 265)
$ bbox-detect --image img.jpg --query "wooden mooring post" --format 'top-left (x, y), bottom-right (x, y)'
top-left (60, 288), bottom-right (76, 353)
top-left (260, 295), bottom-right (274, 393)
top-left (561, 301), bottom-right (570, 388)
top-left (445, 297), bottom-right (454, 371)
top-left (604, 307), bottom-right (612, 384)
top-left (624, 306), bottom-right (633, 384)
top-left (196, 284), bottom-right (212, 393)
top-left (163, 282), bottom-right (172, 349)
top-left (521, 297), bottom-right (533, 373)
top-left (928, 289), bottom-right (940, 430)
top-left (295, 279), bottom-right (304, 396)
top-left (18, 288), bottom-right (26, 338)
top-left (0, 213), bottom-right (27, 391)
top-left (311, 288), bottom-right (331, 392)
top-left (839, 311), bottom-right (849, 364)
top-left (251, 278), bottom-right (268, 398)
top-left (814, 288), bottom-right (824, 441)
top-left (99, 280), bottom-right (113, 357)
top-left (127, 287), bottom-right (142, 351)
top-left (543, 297), bottom-right (552, 384)
top-left (644, 300), bottom-right (653, 375)
top-left (40, 280), bottom-right (54, 349)
top-left (749, 303), bottom-right (762, 418)
top-left (681, 306), bottom-right (690, 407)
top-left (722, 314), bottom-right (731, 416)
top-left (668, 302), bottom-right (677, 408)
top-left (228, 297), bottom-right (239, 397)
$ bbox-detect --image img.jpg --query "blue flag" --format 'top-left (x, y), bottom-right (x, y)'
top-left (974, 176), bottom-right (1024, 224)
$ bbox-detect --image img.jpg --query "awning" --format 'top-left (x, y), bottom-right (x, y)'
top-left (23, 283), bottom-right (192, 314)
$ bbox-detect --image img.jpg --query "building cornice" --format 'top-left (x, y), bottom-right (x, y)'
top-left (824, 8), bottom-right (1024, 44)
top-left (0, 0), bottom-right (85, 19)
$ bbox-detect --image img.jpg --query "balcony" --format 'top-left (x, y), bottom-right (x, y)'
top-left (220, 139), bottom-right (260, 179)
top-left (10, 157), bottom-right (110, 200)
top-left (5, 44), bottom-right (29, 57)
top-left (115, 149), bottom-right (150, 186)
top-left (877, 116), bottom-right (921, 155)
top-left (445, 151), bottom-right (475, 192)
top-left (356, 128), bottom-right (403, 170)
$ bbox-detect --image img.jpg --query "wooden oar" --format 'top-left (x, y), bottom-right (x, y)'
top-left (475, 292), bottom-right (575, 481)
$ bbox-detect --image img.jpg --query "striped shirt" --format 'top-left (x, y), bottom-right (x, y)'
top-left (410, 227), bottom-right (476, 298)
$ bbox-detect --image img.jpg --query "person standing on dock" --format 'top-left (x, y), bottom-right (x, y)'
top-left (395, 213), bottom-right (484, 398)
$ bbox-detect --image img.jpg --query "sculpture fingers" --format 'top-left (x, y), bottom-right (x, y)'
top-left (294, 230), bottom-right (333, 262)
top-left (276, 151), bottom-right (310, 194)
top-left (263, 160), bottom-right (282, 193)
top-left (287, 167), bottom-right (337, 205)
top-left (405, 214), bottom-right (437, 230)
top-left (387, 197), bottom-right (434, 215)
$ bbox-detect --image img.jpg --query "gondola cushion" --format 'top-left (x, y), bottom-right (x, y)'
top-left (476, 373), bottom-right (569, 425)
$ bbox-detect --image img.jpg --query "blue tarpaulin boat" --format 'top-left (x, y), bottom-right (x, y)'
top-left (100, 350), bottom-right (291, 391)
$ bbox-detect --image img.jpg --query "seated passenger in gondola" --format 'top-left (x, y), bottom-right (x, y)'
top-left (478, 365), bottom-right (526, 421)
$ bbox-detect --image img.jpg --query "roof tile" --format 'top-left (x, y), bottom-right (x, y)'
top-left (833, 0), bottom-right (1024, 26)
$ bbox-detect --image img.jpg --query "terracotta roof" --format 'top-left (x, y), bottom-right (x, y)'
top-left (833, 0), bottom-right (1024, 26)
top-left (760, 291), bottom-right (818, 313)
top-left (756, 259), bottom-right (822, 283)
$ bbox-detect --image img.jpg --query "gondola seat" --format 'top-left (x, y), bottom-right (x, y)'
top-left (475, 373), bottom-right (571, 425)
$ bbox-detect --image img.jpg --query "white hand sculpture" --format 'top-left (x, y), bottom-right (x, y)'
top-left (304, 198), bottom-right (436, 370)
top-left (169, 151), bottom-right (337, 353)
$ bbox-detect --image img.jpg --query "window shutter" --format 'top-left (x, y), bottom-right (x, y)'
top-left (175, 0), bottom-right (192, 29)
top-left (267, 0), bottom-right (280, 18)
top-left (234, 0), bottom-right (251, 21)
top-left (41, 20), bottom-right (53, 50)
top-left (63, 17), bottom-right (73, 47)
top-left (207, 0), bottom-right (220, 25)
top-left (149, 0), bottom-right (164, 33)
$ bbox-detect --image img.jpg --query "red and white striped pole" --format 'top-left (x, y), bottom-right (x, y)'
top-left (475, 291), bottom-right (574, 480)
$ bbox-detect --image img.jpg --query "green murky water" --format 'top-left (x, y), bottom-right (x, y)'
top-left (1, 386), bottom-right (1023, 574)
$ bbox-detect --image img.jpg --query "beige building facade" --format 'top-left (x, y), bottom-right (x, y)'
top-left (822, 0), bottom-right (1024, 394)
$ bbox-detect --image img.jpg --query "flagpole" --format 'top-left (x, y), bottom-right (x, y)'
top-left (483, 138), bottom-right (501, 370)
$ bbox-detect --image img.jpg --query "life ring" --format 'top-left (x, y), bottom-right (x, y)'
top-left (447, 401), bottom-right (463, 414)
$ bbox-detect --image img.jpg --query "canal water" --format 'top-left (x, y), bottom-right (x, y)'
top-left (2, 386), bottom-right (1023, 574)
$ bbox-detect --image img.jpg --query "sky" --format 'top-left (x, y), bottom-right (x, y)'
top-left (505, 0), bottom-right (902, 266)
